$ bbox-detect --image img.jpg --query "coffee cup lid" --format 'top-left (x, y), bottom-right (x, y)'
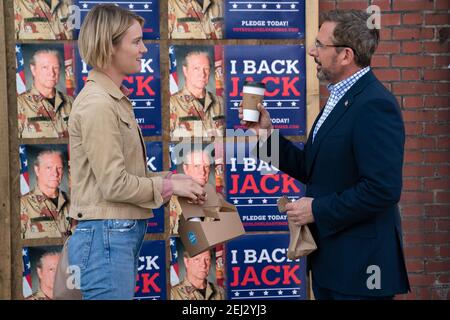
top-left (243, 81), bottom-right (266, 88)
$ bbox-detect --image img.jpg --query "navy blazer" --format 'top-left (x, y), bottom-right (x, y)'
top-left (262, 70), bottom-right (410, 296)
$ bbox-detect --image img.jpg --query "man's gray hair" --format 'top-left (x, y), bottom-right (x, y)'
top-left (30, 49), bottom-right (61, 66)
top-left (36, 251), bottom-right (60, 270)
top-left (182, 50), bottom-right (212, 68)
top-left (34, 150), bottom-right (64, 168)
top-left (320, 10), bottom-right (380, 67)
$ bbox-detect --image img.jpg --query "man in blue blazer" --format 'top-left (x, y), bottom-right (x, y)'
top-left (240, 10), bottom-right (410, 299)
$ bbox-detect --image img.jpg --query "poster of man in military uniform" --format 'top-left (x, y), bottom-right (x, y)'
top-left (17, 45), bottom-right (73, 138)
top-left (168, 0), bottom-right (223, 39)
top-left (14, 0), bottom-right (74, 40)
top-left (169, 145), bottom-right (216, 235)
top-left (170, 46), bottom-right (225, 139)
top-left (24, 246), bottom-right (61, 300)
top-left (171, 240), bottom-right (224, 300)
top-left (20, 145), bottom-right (73, 239)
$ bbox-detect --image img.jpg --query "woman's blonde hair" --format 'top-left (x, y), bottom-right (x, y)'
top-left (78, 4), bottom-right (145, 69)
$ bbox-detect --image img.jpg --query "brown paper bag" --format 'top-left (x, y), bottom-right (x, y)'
top-left (53, 237), bottom-right (82, 300)
top-left (278, 196), bottom-right (317, 259)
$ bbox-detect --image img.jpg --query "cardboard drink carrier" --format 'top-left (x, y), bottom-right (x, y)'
top-left (178, 183), bottom-right (245, 257)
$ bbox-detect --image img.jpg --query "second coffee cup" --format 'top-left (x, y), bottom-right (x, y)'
top-left (242, 81), bottom-right (265, 122)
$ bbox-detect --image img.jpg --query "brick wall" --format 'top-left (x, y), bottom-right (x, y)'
top-left (318, 0), bottom-right (450, 299)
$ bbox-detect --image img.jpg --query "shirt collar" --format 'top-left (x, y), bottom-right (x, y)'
top-left (327, 66), bottom-right (371, 93)
top-left (87, 69), bottom-right (131, 100)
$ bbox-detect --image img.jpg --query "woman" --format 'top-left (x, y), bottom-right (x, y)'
top-left (68, 4), bottom-right (205, 300)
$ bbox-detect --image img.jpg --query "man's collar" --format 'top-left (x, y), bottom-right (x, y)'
top-left (327, 66), bottom-right (371, 93)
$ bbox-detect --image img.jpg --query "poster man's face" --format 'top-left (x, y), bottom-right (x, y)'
top-left (184, 250), bottom-right (212, 282)
top-left (30, 53), bottom-right (60, 91)
top-left (183, 150), bottom-right (210, 186)
top-left (183, 53), bottom-right (211, 92)
top-left (37, 254), bottom-right (60, 292)
top-left (35, 153), bottom-right (64, 191)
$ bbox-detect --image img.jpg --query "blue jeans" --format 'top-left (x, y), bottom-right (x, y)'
top-left (68, 219), bottom-right (147, 300)
top-left (312, 278), bottom-right (394, 300)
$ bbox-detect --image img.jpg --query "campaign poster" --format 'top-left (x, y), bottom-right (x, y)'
top-left (225, 141), bottom-right (305, 232)
top-left (145, 142), bottom-right (164, 233)
top-left (135, 240), bottom-right (166, 300)
top-left (224, 0), bottom-right (305, 39)
top-left (73, 0), bottom-right (160, 39)
top-left (226, 234), bottom-right (307, 300)
top-left (225, 45), bottom-right (306, 136)
top-left (23, 246), bottom-right (62, 299)
top-left (74, 43), bottom-right (161, 136)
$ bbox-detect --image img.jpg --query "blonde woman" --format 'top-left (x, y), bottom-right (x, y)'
top-left (68, 4), bottom-right (205, 299)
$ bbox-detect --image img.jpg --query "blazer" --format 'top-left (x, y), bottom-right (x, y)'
top-left (261, 70), bottom-right (410, 297)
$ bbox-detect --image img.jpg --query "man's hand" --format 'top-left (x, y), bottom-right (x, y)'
top-left (285, 197), bottom-right (315, 226)
top-left (238, 102), bottom-right (273, 136)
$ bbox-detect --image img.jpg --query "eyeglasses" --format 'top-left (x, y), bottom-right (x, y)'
top-left (314, 39), bottom-right (358, 57)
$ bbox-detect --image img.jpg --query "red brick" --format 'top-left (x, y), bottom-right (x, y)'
top-left (380, 28), bottom-right (392, 40)
top-left (439, 246), bottom-right (450, 257)
top-left (436, 191), bottom-right (450, 203)
top-left (435, 110), bottom-right (450, 121)
top-left (393, 82), bottom-right (434, 95)
top-left (319, 1), bottom-right (336, 12)
top-left (402, 109), bottom-right (436, 122)
top-left (424, 151), bottom-right (450, 164)
top-left (393, 0), bottom-right (434, 11)
top-left (424, 41), bottom-right (450, 54)
top-left (436, 220), bottom-right (450, 232)
top-left (404, 121), bottom-right (424, 134)
top-left (403, 165), bottom-right (435, 177)
top-left (434, 83), bottom-right (450, 95)
top-left (403, 13), bottom-right (423, 25)
top-left (424, 96), bottom-right (450, 108)
top-left (336, 1), bottom-right (369, 10)
top-left (400, 204), bottom-right (425, 217)
top-left (436, 0), bottom-right (450, 10)
top-left (393, 28), bottom-right (422, 40)
top-left (402, 218), bottom-right (434, 231)
top-left (402, 97), bottom-right (425, 108)
top-left (371, 0), bottom-right (391, 11)
top-left (437, 138), bottom-right (450, 149)
top-left (403, 178), bottom-right (422, 190)
top-left (376, 41), bottom-right (401, 54)
top-left (407, 274), bottom-right (437, 286)
top-left (435, 56), bottom-right (450, 67)
top-left (382, 13), bottom-right (402, 26)
top-left (406, 259), bottom-right (425, 273)
top-left (373, 68), bottom-right (400, 81)
top-left (424, 178), bottom-right (450, 190)
top-left (392, 55), bottom-right (434, 67)
top-left (425, 13), bottom-right (450, 25)
top-left (431, 288), bottom-right (449, 300)
top-left (404, 245), bottom-right (438, 258)
top-left (401, 191), bottom-right (434, 203)
top-left (404, 150), bottom-right (423, 162)
top-left (402, 69), bottom-right (422, 81)
top-left (426, 260), bottom-right (450, 273)
top-left (402, 41), bottom-right (423, 53)
top-left (371, 55), bottom-right (390, 67)
top-left (436, 165), bottom-right (450, 177)
top-left (424, 123), bottom-right (450, 135)
top-left (405, 232), bottom-right (450, 245)
top-left (425, 205), bottom-right (450, 218)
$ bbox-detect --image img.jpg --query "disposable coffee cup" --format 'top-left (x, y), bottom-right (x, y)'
top-left (242, 81), bottom-right (265, 122)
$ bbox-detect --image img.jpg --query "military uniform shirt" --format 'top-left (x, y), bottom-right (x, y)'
top-left (168, 0), bottom-right (223, 39)
top-left (17, 85), bottom-right (73, 138)
top-left (171, 278), bottom-right (225, 300)
top-left (14, 0), bottom-right (73, 40)
top-left (170, 86), bottom-right (225, 139)
top-left (20, 187), bottom-right (71, 239)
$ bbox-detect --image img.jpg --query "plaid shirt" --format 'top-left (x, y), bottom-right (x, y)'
top-left (312, 67), bottom-right (371, 142)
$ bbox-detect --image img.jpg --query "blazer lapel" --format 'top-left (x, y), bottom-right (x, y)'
top-left (306, 71), bottom-right (377, 179)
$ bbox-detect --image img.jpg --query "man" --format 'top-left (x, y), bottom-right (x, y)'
top-left (168, 0), bottom-right (223, 39)
top-left (14, 0), bottom-right (73, 40)
top-left (171, 250), bottom-right (225, 300)
top-left (240, 10), bottom-right (410, 299)
top-left (27, 251), bottom-right (60, 300)
top-left (17, 49), bottom-right (73, 138)
top-left (170, 51), bottom-right (225, 139)
top-left (170, 148), bottom-right (212, 234)
top-left (21, 150), bottom-right (72, 239)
